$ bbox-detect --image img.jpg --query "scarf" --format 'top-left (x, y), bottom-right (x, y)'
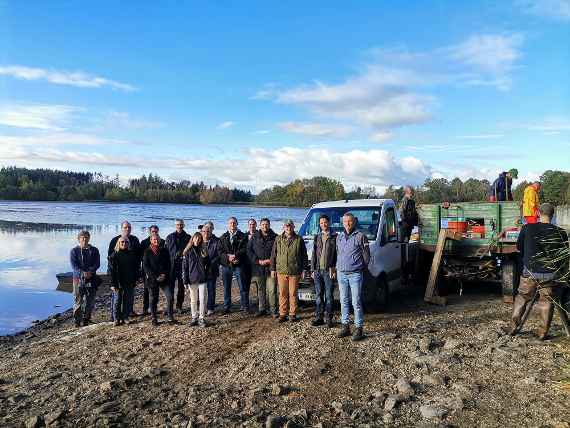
top-left (150, 243), bottom-right (160, 256)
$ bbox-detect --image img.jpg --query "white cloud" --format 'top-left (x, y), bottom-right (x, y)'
top-left (0, 104), bottom-right (80, 131)
top-left (278, 122), bottom-right (352, 138)
top-left (456, 134), bottom-right (504, 140)
top-left (0, 143), bottom-right (432, 191)
top-left (253, 129), bottom-right (271, 135)
top-left (369, 131), bottom-right (394, 143)
top-left (0, 65), bottom-right (136, 91)
top-left (517, 0), bottom-right (570, 20)
top-left (217, 121), bottom-right (235, 129)
top-left (0, 133), bottom-right (134, 147)
top-left (446, 34), bottom-right (523, 90)
top-left (106, 111), bottom-right (163, 129)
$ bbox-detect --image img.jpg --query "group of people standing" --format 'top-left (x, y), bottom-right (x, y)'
top-left (69, 213), bottom-right (371, 341)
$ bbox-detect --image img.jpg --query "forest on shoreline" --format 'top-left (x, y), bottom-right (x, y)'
top-left (1, 166), bottom-right (569, 207)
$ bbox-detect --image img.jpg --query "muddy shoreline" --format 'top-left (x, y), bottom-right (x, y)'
top-left (0, 284), bottom-right (569, 427)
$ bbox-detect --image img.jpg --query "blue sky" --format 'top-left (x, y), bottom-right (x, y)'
top-left (0, 0), bottom-right (569, 192)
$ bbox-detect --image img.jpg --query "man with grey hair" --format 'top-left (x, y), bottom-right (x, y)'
top-left (201, 221), bottom-right (221, 315)
top-left (336, 212), bottom-right (370, 341)
top-left (511, 203), bottom-right (569, 340)
top-left (70, 230), bottom-right (101, 327)
top-left (219, 216), bottom-right (249, 314)
top-left (166, 219), bottom-right (191, 312)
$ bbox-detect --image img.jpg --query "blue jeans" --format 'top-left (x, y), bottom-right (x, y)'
top-left (206, 278), bottom-right (217, 311)
top-left (338, 271), bottom-right (364, 327)
top-left (221, 266), bottom-right (249, 310)
top-left (314, 270), bottom-right (334, 319)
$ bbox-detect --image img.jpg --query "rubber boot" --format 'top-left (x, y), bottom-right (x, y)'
top-left (536, 297), bottom-right (554, 340)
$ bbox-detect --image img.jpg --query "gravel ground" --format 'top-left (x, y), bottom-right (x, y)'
top-left (0, 282), bottom-right (569, 428)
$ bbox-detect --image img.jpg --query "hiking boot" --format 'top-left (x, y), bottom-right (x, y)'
top-left (113, 320), bottom-right (121, 327)
top-left (311, 318), bottom-right (324, 327)
top-left (255, 310), bottom-right (267, 317)
top-left (289, 315), bottom-right (300, 323)
top-left (272, 312), bottom-right (280, 319)
top-left (326, 318), bottom-right (334, 328)
top-left (151, 318), bottom-right (159, 326)
top-left (198, 319), bottom-right (207, 328)
top-left (168, 317), bottom-right (178, 324)
top-left (278, 316), bottom-right (288, 323)
top-left (190, 318), bottom-right (199, 327)
top-left (352, 327), bottom-right (365, 341)
top-left (222, 308), bottom-right (231, 315)
top-left (337, 324), bottom-right (351, 338)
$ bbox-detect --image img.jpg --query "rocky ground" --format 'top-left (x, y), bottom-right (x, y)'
top-left (0, 282), bottom-right (569, 428)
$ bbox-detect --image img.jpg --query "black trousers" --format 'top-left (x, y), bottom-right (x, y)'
top-left (143, 287), bottom-right (149, 313)
top-left (148, 283), bottom-right (174, 320)
top-left (171, 267), bottom-right (185, 310)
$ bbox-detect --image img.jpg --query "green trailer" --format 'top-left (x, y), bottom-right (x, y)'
top-left (417, 201), bottom-right (522, 302)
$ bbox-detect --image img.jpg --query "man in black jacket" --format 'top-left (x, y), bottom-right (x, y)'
top-left (311, 214), bottom-right (338, 328)
top-left (511, 203), bottom-right (569, 339)
top-left (108, 221), bottom-right (141, 317)
top-left (248, 218), bottom-right (278, 317)
top-left (219, 216), bottom-right (249, 314)
top-left (140, 225), bottom-right (165, 316)
top-left (165, 219), bottom-right (191, 312)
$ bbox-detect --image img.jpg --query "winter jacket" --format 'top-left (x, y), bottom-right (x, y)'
top-left (70, 245), bottom-right (101, 286)
top-left (203, 236), bottom-right (221, 279)
top-left (270, 232), bottom-right (309, 276)
top-left (219, 230), bottom-right (248, 268)
top-left (247, 229), bottom-right (278, 277)
top-left (336, 229), bottom-right (370, 273)
top-left (108, 234), bottom-right (141, 258)
top-left (143, 247), bottom-right (171, 288)
top-left (140, 236), bottom-right (165, 252)
top-left (182, 246), bottom-right (210, 285)
top-left (165, 231), bottom-right (191, 275)
top-left (311, 230), bottom-right (338, 272)
top-left (109, 249), bottom-right (139, 288)
top-left (523, 184), bottom-right (540, 217)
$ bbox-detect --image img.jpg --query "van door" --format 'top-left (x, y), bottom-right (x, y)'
top-left (378, 206), bottom-right (402, 289)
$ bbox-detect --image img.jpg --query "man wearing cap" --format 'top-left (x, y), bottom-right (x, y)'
top-left (270, 219), bottom-right (309, 322)
top-left (511, 203), bottom-right (569, 340)
top-left (491, 169), bottom-right (518, 202)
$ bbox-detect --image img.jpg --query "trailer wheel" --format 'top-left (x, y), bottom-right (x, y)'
top-left (501, 260), bottom-right (516, 303)
top-left (364, 275), bottom-right (389, 313)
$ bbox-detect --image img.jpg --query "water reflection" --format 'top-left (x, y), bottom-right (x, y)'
top-left (0, 201), bottom-right (307, 335)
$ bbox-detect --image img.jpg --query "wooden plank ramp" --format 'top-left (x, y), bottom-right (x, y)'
top-left (424, 229), bottom-right (463, 305)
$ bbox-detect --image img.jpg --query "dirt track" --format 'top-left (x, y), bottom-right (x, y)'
top-left (0, 283), bottom-right (569, 427)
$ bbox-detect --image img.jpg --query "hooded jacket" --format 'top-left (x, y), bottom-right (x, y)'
top-left (523, 184), bottom-right (540, 217)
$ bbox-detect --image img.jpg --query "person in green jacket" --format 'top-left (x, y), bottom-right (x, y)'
top-left (270, 219), bottom-right (309, 322)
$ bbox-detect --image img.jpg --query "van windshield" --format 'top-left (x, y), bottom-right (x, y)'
top-left (299, 206), bottom-right (382, 240)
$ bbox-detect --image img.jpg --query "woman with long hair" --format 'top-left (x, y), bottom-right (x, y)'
top-left (182, 232), bottom-right (210, 327)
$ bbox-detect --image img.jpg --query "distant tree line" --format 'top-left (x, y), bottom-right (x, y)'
top-left (1, 166), bottom-right (568, 207)
top-left (0, 167), bottom-right (253, 204)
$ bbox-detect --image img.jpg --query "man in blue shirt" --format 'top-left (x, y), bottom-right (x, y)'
top-left (336, 212), bottom-right (370, 341)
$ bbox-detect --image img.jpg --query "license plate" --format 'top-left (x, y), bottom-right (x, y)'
top-left (298, 291), bottom-right (316, 301)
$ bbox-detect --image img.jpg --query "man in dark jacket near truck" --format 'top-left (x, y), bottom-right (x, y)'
top-left (70, 230), bottom-right (101, 327)
top-left (311, 214), bottom-right (337, 328)
top-left (219, 216), bottom-right (250, 314)
top-left (247, 218), bottom-right (278, 317)
top-left (511, 203), bottom-right (569, 340)
top-left (166, 219), bottom-right (191, 313)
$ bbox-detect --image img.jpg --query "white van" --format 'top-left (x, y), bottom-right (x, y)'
top-left (297, 198), bottom-right (404, 309)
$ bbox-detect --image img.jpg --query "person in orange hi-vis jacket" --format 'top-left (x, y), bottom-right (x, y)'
top-left (523, 182), bottom-right (541, 224)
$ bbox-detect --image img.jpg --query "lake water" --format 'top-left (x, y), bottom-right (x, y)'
top-left (0, 201), bottom-right (307, 335)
